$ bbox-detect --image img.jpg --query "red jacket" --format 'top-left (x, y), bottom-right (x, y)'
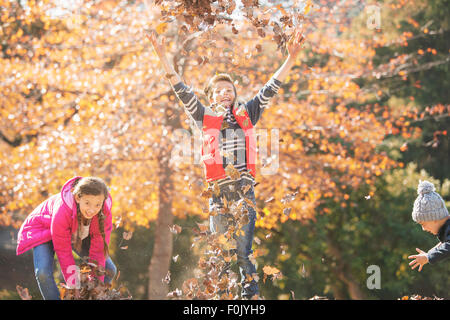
top-left (201, 104), bottom-right (257, 182)
top-left (16, 177), bottom-right (113, 284)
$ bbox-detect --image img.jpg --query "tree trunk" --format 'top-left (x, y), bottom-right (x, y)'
top-left (146, 32), bottom-right (196, 300)
top-left (329, 281), bottom-right (348, 300)
top-left (326, 231), bottom-right (367, 300)
top-left (148, 144), bottom-right (174, 299)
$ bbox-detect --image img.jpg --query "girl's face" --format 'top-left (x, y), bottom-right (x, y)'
top-left (75, 194), bottom-right (105, 220)
top-left (210, 80), bottom-right (236, 108)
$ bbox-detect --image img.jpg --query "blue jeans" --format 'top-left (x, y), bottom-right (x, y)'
top-left (209, 178), bottom-right (259, 299)
top-left (32, 239), bottom-right (117, 300)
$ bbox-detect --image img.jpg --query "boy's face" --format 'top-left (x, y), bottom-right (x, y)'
top-left (75, 194), bottom-right (105, 220)
top-left (210, 80), bottom-right (236, 108)
top-left (419, 220), bottom-right (440, 235)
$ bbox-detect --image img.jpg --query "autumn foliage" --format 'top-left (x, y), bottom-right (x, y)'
top-left (0, 0), bottom-right (401, 229)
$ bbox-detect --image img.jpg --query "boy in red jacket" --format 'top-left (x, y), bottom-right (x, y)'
top-left (148, 29), bottom-right (305, 298)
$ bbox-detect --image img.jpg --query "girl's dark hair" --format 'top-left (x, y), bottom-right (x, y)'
top-left (71, 177), bottom-right (109, 258)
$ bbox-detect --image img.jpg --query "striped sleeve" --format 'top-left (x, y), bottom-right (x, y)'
top-left (245, 77), bottom-right (282, 125)
top-left (172, 81), bottom-right (205, 129)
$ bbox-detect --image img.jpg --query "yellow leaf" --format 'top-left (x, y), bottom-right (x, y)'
top-left (304, 0), bottom-right (311, 14)
top-left (156, 22), bottom-right (168, 34)
top-left (263, 265), bottom-right (280, 275)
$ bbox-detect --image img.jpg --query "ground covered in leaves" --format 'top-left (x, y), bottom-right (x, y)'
top-left (17, 259), bottom-right (132, 300)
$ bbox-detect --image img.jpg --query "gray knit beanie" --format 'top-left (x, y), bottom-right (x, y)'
top-left (412, 180), bottom-right (449, 222)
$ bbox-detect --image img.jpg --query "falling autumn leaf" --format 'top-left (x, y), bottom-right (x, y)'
top-left (400, 143), bottom-right (408, 152)
top-left (283, 207), bottom-right (292, 216)
top-left (122, 231), bottom-right (133, 241)
top-left (304, 0), bottom-right (312, 14)
top-left (167, 288), bottom-right (182, 298)
top-left (263, 265), bottom-right (281, 275)
top-left (225, 164), bottom-right (241, 180)
top-left (169, 224), bottom-right (182, 234)
top-left (155, 22), bottom-right (169, 34)
top-left (162, 270), bottom-right (171, 284)
top-left (16, 285), bottom-right (32, 300)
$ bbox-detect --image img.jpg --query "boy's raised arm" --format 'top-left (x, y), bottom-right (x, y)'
top-left (245, 28), bottom-right (306, 125)
top-left (272, 28), bottom-right (305, 83)
top-left (147, 31), bottom-right (205, 127)
top-left (146, 30), bottom-right (183, 86)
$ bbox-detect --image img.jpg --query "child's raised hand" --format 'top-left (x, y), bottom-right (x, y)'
top-left (287, 27), bottom-right (306, 58)
top-left (408, 248), bottom-right (429, 272)
top-left (146, 29), bottom-right (167, 60)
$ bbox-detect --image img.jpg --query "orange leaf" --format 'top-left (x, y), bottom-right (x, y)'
top-left (263, 265), bottom-right (280, 275)
top-left (156, 22), bottom-right (168, 34)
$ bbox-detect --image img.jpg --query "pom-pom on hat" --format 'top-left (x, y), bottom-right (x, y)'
top-left (412, 180), bottom-right (449, 222)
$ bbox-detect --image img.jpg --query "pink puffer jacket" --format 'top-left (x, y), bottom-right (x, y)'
top-left (16, 176), bottom-right (113, 284)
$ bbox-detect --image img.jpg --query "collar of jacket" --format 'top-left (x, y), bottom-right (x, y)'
top-left (437, 218), bottom-right (450, 242)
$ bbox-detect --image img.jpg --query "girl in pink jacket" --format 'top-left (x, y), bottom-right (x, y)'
top-left (16, 176), bottom-right (116, 300)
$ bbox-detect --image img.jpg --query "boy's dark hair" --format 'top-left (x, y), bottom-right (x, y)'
top-left (72, 177), bottom-right (109, 258)
top-left (204, 73), bottom-right (237, 101)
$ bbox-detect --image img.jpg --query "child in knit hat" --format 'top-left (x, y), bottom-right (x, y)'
top-left (408, 180), bottom-right (450, 272)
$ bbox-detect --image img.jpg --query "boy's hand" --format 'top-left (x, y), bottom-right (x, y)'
top-left (287, 27), bottom-right (306, 58)
top-left (408, 248), bottom-right (429, 272)
top-left (146, 29), bottom-right (167, 61)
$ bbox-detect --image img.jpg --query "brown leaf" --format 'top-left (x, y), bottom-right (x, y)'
top-left (122, 231), bottom-right (133, 240)
top-left (80, 265), bottom-right (91, 273)
top-left (195, 222), bottom-right (209, 235)
top-left (221, 120), bottom-right (230, 130)
top-left (16, 285), bottom-right (32, 300)
top-left (225, 164), bottom-right (240, 180)
top-left (257, 27), bottom-right (266, 37)
top-left (213, 182), bottom-right (221, 197)
top-left (263, 265), bottom-right (280, 275)
top-left (241, 184), bottom-right (252, 195)
top-left (167, 288), bottom-right (182, 298)
top-left (169, 224), bottom-right (182, 234)
top-left (200, 188), bottom-right (213, 198)
top-left (162, 270), bottom-right (171, 284)
top-left (283, 207), bottom-right (292, 216)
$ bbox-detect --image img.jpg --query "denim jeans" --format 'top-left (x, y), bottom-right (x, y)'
top-left (209, 178), bottom-right (259, 299)
top-left (32, 239), bottom-right (117, 300)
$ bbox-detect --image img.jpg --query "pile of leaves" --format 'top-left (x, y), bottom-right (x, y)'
top-left (399, 295), bottom-right (444, 300)
top-left (16, 263), bottom-right (132, 300)
top-left (167, 166), bottom-right (282, 300)
top-left (58, 260), bottom-right (132, 300)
